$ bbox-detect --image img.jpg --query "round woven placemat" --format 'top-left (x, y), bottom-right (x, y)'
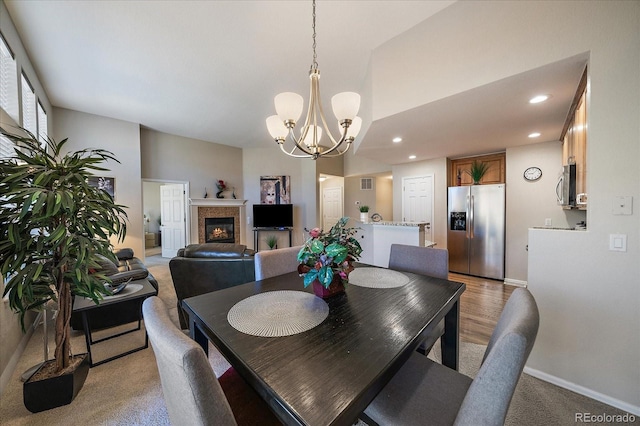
top-left (348, 267), bottom-right (410, 289)
top-left (227, 290), bottom-right (329, 337)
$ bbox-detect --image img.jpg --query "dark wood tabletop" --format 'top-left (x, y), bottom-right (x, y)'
top-left (182, 267), bottom-right (465, 426)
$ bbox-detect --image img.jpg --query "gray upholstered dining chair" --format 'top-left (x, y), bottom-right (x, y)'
top-left (360, 288), bottom-right (539, 426)
top-left (388, 243), bottom-right (449, 279)
top-left (388, 244), bottom-right (449, 355)
top-left (142, 297), bottom-right (281, 426)
top-left (254, 245), bottom-right (303, 280)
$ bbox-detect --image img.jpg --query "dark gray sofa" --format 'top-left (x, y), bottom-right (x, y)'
top-left (169, 243), bottom-right (256, 329)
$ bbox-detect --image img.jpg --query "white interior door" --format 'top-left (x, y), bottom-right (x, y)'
top-left (402, 175), bottom-right (434, 243)
top-left (322, 187), bottom-right (343, 230)
top-left (161, 184), bottom-right (186, 258)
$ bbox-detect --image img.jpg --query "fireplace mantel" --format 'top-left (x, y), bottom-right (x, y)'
top-left (189, 198), bottom-right (247, 207)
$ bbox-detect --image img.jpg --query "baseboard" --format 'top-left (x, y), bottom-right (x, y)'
top-left (0, 316), bottom-right (38, 396)
top-left (504, 278), bottom-right (527, 287)
top-left (523, 366), bottom-right (640, 416)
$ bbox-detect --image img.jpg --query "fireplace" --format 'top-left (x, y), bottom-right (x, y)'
top-left (205, 217), bottom-right (235, 243)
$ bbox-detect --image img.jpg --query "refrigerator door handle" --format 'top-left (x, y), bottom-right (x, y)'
top-left (466, 195), bottom-right (471, 239)
top-left (469, 195), bottom-right (474, 239)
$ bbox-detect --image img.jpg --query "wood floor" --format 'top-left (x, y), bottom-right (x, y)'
top-left (448, 272), bottom-right (516, 345)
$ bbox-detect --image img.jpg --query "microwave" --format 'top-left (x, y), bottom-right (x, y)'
top-left (556, 164), bottom-right (576, 207)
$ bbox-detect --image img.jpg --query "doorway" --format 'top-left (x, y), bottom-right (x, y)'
top-left (319, 175), bottom-right (344, 230)
top-left (142, 179), bottom-right (189, 259)
top-left (402, 175), bottom-right (434, 243)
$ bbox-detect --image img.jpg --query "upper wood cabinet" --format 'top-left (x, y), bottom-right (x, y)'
top-left (450, 153), bottom-right (506, 186)
top-left (561, 67), bottom-right (588, 209)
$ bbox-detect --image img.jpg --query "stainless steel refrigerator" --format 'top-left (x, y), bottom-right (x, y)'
top-left (447, 184), bottom-right (505, 280)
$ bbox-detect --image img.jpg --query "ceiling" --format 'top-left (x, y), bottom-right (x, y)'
top-left (5, 1), bottom-right (586, 166)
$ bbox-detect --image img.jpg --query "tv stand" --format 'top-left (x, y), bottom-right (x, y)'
top-left (253, 227), bottom-right (293, 251)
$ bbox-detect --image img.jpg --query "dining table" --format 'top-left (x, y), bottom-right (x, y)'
top-left (182, 265), bottom-right (465, 426)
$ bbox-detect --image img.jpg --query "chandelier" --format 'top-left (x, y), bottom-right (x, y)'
top-left (266, 0), bottom-right (362, 160)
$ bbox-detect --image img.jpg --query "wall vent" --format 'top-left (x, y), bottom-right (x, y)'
top-left (360, 178), bottom-right (373, 190)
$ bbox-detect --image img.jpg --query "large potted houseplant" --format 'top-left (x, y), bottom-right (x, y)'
top-left (297, 217), bottom-right (362, 298)
top-left (0, 128), bottom-right (128, 412)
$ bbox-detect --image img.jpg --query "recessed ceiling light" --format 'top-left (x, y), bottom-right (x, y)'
top-left (528, 132), bottom-right (541, 138)
top-left (529, 95), bottom-right (549, 104)
top-left (392, 137), bottom-right (402, 143)
top-left (409, 155), bottom-right (416, 160)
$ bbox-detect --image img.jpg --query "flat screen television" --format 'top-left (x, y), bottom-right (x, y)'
top-left (253, 204), bottom-right (294, 228)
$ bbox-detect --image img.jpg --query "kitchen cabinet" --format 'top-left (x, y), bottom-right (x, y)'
top-left (450, 153), bottom-right (505, 186)
top-left (561, 68), bottom-right (587, 209)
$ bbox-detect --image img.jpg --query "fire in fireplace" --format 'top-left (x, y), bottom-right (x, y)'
top-left (205, 217), bottom-right (235, 243)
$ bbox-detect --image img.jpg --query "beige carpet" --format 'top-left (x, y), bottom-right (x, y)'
top-left (0, 256), bottom-right (636, 425)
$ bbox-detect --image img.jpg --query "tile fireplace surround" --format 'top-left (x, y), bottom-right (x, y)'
top-left (190, 199), bottom-right (247, 245)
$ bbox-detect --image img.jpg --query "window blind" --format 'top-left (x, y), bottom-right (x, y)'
top-left (21, 73), bottom-right (36, 136)
top-left (0, 34), bottom-right (19, 122)
top-left (37, 101), bottom-right (47, 145)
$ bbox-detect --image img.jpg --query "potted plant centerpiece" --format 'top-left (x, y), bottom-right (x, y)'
top-left (0, 128), bottom-right (128, 412)
top-left (297, 217), bottom-right (362, 298)
top-left (465, 159), bottom-right (491, 184)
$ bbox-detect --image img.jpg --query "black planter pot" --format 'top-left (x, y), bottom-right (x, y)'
top-left (23, 354), bottom-right (90, 413)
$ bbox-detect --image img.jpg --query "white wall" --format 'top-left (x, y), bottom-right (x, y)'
top-left (368, 0), bottom-right (640, 413)
top-left (142, 181), bottom-right (162, 234)
top-left (53, 108), bottom-right (144, 256)
top-left (140, 128), bottom-right (243, 201)
top-left (375, 176), bottom-right (393, 222)
top-left (505, 141), bottom-right (585, 283)
top-left (242, 147), bottom-right (318, 249)
top-left (391, 158), bottom-right (448, 247)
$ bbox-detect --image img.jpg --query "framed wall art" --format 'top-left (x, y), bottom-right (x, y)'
top-left (88, 176), bottom-right (115, 198)
top-left (260, 175), bottom-right (290, 204)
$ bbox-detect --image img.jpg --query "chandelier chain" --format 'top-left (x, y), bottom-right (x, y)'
top-left (311, 0), bottom-right (318, 70)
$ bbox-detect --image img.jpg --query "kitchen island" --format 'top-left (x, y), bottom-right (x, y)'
top-left (355, 221), bottom-right (431, 267)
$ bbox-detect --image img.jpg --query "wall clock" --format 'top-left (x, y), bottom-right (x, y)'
top-left (523, 166), bottom-right (542, 181)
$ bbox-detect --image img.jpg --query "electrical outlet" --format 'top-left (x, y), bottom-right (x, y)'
top-left (544, 218), bottom-right (552, 227)
top-left (247, 216), bottom-right (251, 225)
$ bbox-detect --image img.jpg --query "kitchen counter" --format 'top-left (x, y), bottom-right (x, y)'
top-left (356, 222), bottom-right (427, 267)
top-left (365, 221), bottom-right (427, 227)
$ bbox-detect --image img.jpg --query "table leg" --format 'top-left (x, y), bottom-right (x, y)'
top-left (190, 319), bottom-right (209, 356)
top-left (80, 312), bottom-right (94, 367)
top-left (442, 299), bottom-right (460, 371)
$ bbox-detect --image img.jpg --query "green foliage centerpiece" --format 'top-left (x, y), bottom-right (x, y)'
top-left (0, 128), bottom-right (128, 380)
top-left (297, 217), bottom-right (362, 297)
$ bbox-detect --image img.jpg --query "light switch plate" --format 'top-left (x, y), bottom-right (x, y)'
top-left (609, 234), bottom-right (627, 252)
top-left (612, 196), bottom-right (633, 215)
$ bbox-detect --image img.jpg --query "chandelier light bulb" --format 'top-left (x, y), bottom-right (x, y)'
top-left (302, 125), bottom-right (322, 147)
top-left (340, 116), bottom-right (362, 139)
top-left (275, 92), bottom-right (304, 123)
top-left (266, 115), bottom-right (288, 140)
top-left (331, 92), bottom-right (361, 121)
